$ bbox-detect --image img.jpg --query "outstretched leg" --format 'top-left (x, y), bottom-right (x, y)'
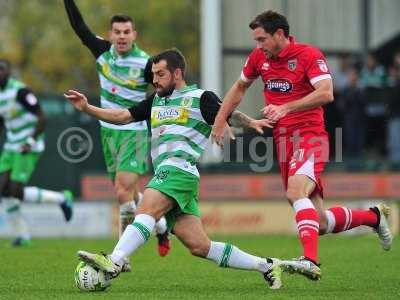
top-left (173, 214), bottom-right (282, 290)
top-left (318, 196), bottom-right (393, 251)
top-left (23, 186), bottom-right (74, 221)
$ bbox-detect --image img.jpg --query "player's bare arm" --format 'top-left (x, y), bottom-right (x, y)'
top-left (64, 90), bottom-right (133, 125)
top-left (212, 79), bottom-right (252, 144)
top-left (64, 0), bottom-right (110, 58)
top-left (229, 111), bottom-right (274, 134)
top-left (262, 79), bottom-right (334, 122)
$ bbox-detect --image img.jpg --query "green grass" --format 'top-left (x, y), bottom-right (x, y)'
top-left (0, 235), bottom-right (399, 300)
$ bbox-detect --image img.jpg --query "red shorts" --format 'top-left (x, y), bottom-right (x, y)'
top-left (274, 126), bottom-right (329, 197)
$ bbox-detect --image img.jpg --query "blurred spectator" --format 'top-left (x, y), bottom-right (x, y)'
top-left (332, 54), bottom-right (351, 94)
top-left (360, 53), bottom-right (386, 89)
top-left (338, 67), bottom-right (367, 163)
top-left (326, 55), bottom-right (352, 156)
top-left (386, 53), bottom-right (400, 168)
top-left (360, 53), bottom-right (387, 155)
top-left (393, 51), bottom-right (400, 69)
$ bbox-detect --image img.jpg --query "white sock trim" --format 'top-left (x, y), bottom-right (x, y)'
top-left (343, 207), bottom-right (353, 231)
top-left (111, 214), bottom-right (156, 265)
top-left (325, 210), bottom-right (336, 233)
top-left (134, 214), bottom-right (156, 230)
top-left (293, 198), bottom-right (315, 213)
top-left (297, 220), bottom-right (320, 232)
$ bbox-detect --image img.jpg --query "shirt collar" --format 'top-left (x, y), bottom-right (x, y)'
top-left (110, 43), bottom-right (137, 58)
top-left (169, 84), bottom-right (197, 98)
top-left (277, 36), bottom-right (296, 58)
top-left (178, 84), bottom-right (197, 93)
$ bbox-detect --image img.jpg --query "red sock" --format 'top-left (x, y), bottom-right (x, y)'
top-left (293, 198), bottom-right (320, 263)
top-left (327, 207), bottom-right (378, 233)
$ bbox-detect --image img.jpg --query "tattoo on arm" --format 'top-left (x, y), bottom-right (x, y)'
top-left (228, 111), bottom-right (253, 129)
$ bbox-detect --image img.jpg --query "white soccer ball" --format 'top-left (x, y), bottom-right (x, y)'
top-left (74, 261), bottom-right (112, 292)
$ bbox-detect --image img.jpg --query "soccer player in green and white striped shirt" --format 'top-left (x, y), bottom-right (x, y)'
top-left (0, 59), bottom-right (73, 247)
top-left (64, 0), bottom-right (170, 265)
top-left (65, 49), bottom-right (288, 290)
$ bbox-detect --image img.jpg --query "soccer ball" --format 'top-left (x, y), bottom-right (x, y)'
top-left (74, 261), bottom-right (112, 292)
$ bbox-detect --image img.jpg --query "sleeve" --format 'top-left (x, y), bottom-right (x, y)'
top-left (240, 49), bottom-right (260, 82)
top-left (143, 59), bottom-right (153, 85)
top-left (128, 93), bottom-right (155, 122)
top-left (199, 91), bottom-right (222, 125)
top-left (16, 88), bottom-right (41, 115)
top-left (64, 0), bottom-right (111, 58)
top-left (304, 47), bottom-right (332, 86)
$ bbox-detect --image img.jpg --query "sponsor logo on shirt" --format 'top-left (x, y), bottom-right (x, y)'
top-left (101, 63), bottom-right (139, 89)
top-left (317, 59), bottom-right (328, 72)
top-left (157, 108), bottom-right (179, 120)
top-left (151, 107), bottom-right (189, 126)
top-left (265, 79), bottom-right (293, 92)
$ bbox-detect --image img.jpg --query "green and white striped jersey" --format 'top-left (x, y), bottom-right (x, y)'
top-left (0, 78), bottom-right (44, 153)
top-left (129, 85), bottom-right (221, 178)
top-left (65, 0), bottom-right (153, 131)
top-left (97, 44), bottom-right (150, 131)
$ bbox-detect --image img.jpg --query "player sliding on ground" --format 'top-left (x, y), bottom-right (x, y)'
top-left (212, 11), bottom-right (393, 281)
top-left (0, 59), bottom-right (74, 247)
top-left (65, 49), bottom-right (305, 290)
top-left (64, 0), bottom-right (170, 267)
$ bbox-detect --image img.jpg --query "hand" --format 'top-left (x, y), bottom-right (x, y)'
top-left (261, 104), bottom-right (290, 122)
top-left (64, 90), bottom-right (89, 112)
top-left (249, 119), bottom-right (275, 134)
top-left (20, 136), bottom-right (36, 154)
top-left (20, 143), bottom-right (32, 154)
top-left (211, 122), bottom-right (235, 147)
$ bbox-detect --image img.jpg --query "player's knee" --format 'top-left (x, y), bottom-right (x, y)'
top-left (286, 187), bottom-right (304, 203)
top-left (115, 187), bottom-right (131, 204)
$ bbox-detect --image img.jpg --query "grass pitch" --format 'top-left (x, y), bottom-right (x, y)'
top-left (0, 235), bottom-right (398, 300)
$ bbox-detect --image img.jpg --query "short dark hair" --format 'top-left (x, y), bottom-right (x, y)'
top-left (110, 15), bottom-right (135, 28)
top-left (249, 10), bottom-right (289, 37)
top-left (152, 49), bottom-right (186, 78)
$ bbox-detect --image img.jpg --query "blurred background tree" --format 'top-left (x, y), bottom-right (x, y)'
top-left (0, 0), bottom-right (200, 94)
